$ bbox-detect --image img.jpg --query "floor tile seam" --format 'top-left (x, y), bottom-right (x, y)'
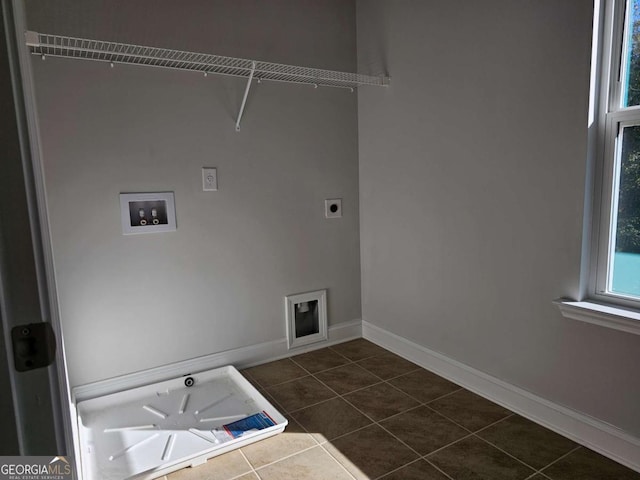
top-left (289, 353), bottom-right (354, 376)
top-left (421, 386), bottom-right (464, 406)
top-left (382, 377), bottom-right (460, 408)
top-left (383, 379), bottom-right (464, 407)
top-left (258, 389), bottom-right (291, 420)
top-left (470, 432), bottom-right (540, 474)
top-left (317, 421), bottom-right (376, 444)
top-left (290, 359), bottom-right (356, 376)
top-left (309, 365), bottom-right (406, 407)
top-left (346, 363), bottom-right (388, 383)
top-left (260, 372), bottom-right (313, 389)
top-left (284, 375), bottom-right (380, 440)
top-left (329, 345), bottom-right (388, 363)
top-left (376, 420), bottom-right (429, 459)
top-left (333, 384), bottom-right (402, 425)
top-left (370, 457), bottom-right (424, 480)
top-left (471, 412), bottom-right (515, 435)
top-left (420, 403), bottom-right (476, 434)
top-left (236, 448), bottom-right (259, 479)
top-left (375, 403), bottom-right (425, 424)
top-left (338, 352), bottom-right (389, 363)
top-left (537, 445), bottom-right (583, 476)
top-left (422, 457), bottom-right (457, 480)
top-left (309, 373), bottom-right (385, 398)
top-left (473, 416), bottom-right (582, 474)
top-left (314, 441), bottom-right (361, 480)
top-left (420, 386), bottom-right (465, 405)
top-left (524, 472), bottom-right (550, 480)
top-left (422, 400), bottom-right (513, 436)
top-left (226, 466), bottom-right (258, 480)
top-left (313, 361), bottom-right (383, 384)
top-left (328, 391), bottom-right (435, 461)
top-left (421, 431), bottom-right (476, 458)
top-left (250, 442), bottom-right (321, 472)
top-left (280, 393), bottom-right (340, 415)
top-left (361, 365), bottom-right (424, 383)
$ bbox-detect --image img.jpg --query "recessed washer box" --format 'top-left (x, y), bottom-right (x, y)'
top-left (120, 192), bottom-right (176, 235)
top-left (75, 365), bottom-right (287, 479)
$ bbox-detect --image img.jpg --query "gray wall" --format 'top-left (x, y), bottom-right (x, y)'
top-left (357, 0), bottom-right (640, 437)
top-left (26, 0), bottom-right (361, 387)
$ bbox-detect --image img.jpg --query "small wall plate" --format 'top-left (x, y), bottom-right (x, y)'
top-left (120, 192), bottom-right (176, 235)
top-left (325, 199), bottom-right (342, 218)
top-left (285, 290), bottom-right (328, 349)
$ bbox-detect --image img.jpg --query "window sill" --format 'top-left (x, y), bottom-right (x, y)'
top-left (554, 298), bottom-right (640, 335)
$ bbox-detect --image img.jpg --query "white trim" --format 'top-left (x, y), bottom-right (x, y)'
top-left (73, 319), bottom-right (361, 402)
top-left (362, 320), bottom-right (640, 473)
top-left (555, 298), bottom-right (640, 335)
top-left (7, 0), bottom-right (75, 457)
top-left (285, 289), bottom-right (328, 349)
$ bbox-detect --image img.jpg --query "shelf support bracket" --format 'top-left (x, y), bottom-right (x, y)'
top-left (236, 61), bottom-right (256, 132)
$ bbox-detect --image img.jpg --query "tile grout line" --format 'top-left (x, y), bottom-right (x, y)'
top-left (416, 407), bottom-right (523, 461)
top-left (247, 344), bottom-right (574, 480)
top-left (237, 447), bottom-right (259, 479)
top-left (250, 442), bottom-right (321, 473)
top-left (270, 347), bottom-right (518, 478)
top-left (307, 369), bottom-right (434, 475)
top-left (537, 445), bottom-right (583, 476)
top-left (369, 457), bottom-right (424, 480)
top-left (314, 441), bottom-right (361, 480)
top-left (422, 457), bottom-right (457, 480)
top-left (471, 432), bottom-right (542, 474)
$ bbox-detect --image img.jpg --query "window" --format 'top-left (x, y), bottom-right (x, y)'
top-left (592, 0), bottom-right (640, 307)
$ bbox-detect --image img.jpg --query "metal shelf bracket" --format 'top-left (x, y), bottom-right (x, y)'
top-left (25, 31), bottom-right (390, 132)
top-left (236, 61), bottom-right (256, 132)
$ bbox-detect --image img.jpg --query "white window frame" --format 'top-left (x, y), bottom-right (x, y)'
top-left (558, 0), bottom-right (640, 333)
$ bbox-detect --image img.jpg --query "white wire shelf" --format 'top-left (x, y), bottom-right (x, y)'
top-left (25, 31), bottom-right (389, 90)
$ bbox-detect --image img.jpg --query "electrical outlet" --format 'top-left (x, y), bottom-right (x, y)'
top-left (202, 168), bottom-right (217, 191)
top-left (325, 199), bottom-right (342, 218)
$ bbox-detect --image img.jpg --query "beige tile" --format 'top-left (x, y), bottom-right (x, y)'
top-left (241, 430), bottom-right (316, 469)
top-left (542, 447), bottom-right (640, 480)
top-left (344, 382), bottom-right (419, 421)
top-left (234, 474), bottom-right (260, 480)
top-left (478, 415), bottom-right (578, 470)
top-left (256, 446), bottom-right (353, 480)
top-left (427, 436), bottom-right (535, 480)
top-left (167, 450), bottom-right (251, 480)
top-left (322, 442), bottom-right (371, 480)
top-left (380, 405), bottom-right (469, 455)
top-left (326, 424), bottom-right (419, 479)
top-left (388, 368), bottom-right (461, 403)
top-left (314, 363), bottom-right (380, 394)
top-left (243, 359), bottom-right (307, 388)
top-left (356, 352), bottom-right (420, 380)
top-left (292, 397), bottom-right (372, 442)
top-left (329, 339), bottom-right (386, 361)
top-left (428, 389), bottom-right (511, 431)
top-left (379, 460), bottom-right (450, 480)
top-left (291, 348), bottom-right (350, 373)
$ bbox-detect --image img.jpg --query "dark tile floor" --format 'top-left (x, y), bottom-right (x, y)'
top-left (165, 339), bottom-right (640, 480)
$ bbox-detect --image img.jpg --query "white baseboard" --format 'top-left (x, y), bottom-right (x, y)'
top-left (362, 320), bottom-right (640, 473)
top-left (73, 319), bottom-right (362, 402)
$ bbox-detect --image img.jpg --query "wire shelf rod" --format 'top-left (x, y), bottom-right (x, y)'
top-left (26, 31), bottom-right (389, 88)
